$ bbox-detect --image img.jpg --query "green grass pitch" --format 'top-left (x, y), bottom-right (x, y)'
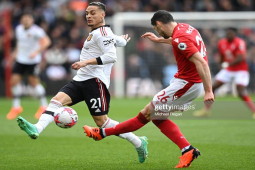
top-left (0, 96), bottom-right (255, 170)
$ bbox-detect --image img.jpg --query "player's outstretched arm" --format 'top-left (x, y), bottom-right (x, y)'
top-left (189, 52), bottom-right (214, 105)
top-left (141, 32), bottom-right (172, 45)
top-left (115, 34), bottom-right (131, 47)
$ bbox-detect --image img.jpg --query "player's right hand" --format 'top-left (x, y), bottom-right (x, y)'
top-left (72, 61), bottom-right (87, 70)
top-left (29, 51), bottom-right (38, 59)
top-left (141, 32), bottom-right (159, 42)
top-left (221, 62), bottom-right (229, 69)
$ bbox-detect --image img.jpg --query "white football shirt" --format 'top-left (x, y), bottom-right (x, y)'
top-left (15, 24), bottom-right (46, 64)
top-left (73, 25), bottom-right (126, 89)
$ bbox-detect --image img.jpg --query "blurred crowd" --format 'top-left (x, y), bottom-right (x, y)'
top-left (0, 0), bottom-right (255, 96)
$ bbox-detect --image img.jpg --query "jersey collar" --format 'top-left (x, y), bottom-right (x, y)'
top-left (91, 25), bottom-right (110, 32)
top-left (172, 23), bottom-right (180, 37)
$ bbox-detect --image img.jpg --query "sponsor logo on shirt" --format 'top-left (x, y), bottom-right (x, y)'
top-left (178, 43), bottom-right (187, 50)
top-left (174, 38), bottom-right (179, 43)
top-left (186, 25), bottom-right (194, 34)
top-left (103, 38), bottom-right (114, 47)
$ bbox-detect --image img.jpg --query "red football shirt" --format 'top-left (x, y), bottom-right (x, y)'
top-left (172, 23), bottom-right (208, 83)
top-left (218, 37), bottom-right (248, 71)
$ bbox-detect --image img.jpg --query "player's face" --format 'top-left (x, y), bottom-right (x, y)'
top-left (226, 30), bottom-right (236, 42)
top-left (86, 6), bottom-right (105, 28)
top-left (21, 15), bottom-right (34, 28)
top-left (153, 25), bottom-right (170, 39)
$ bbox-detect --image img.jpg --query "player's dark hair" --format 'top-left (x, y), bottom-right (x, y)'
top-left (151, 10), bottom-right (174, 26)
top-left (88, 2), bottom-right (106, 12)
top-left (226, 27), bottom-right (237, 33)
top-left (21, 11), bottom-right (34, 18)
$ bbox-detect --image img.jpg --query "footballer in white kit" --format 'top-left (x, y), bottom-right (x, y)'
top-left (7, 12), bottom-right (51, 120)
top-left (61, 25), bottom-right (121, 115)
top-left (17, 2), bottom-right (148, 163)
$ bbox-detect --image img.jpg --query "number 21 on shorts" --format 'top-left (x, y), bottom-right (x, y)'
top-left (90, 98), bottom-right (101, 109)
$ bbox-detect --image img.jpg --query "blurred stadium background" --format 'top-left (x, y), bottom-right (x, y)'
top-left (1, 0), bottom-right (255, 98)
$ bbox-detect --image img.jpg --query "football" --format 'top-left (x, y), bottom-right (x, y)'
top-left (54, 107), bottom-right (78, 128)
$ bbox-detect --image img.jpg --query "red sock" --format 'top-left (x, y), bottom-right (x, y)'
top-left (241, 95), bottom-right (255, 112)
top-left (152, 119), bottom-right (190, 150)
top-left (105, 112), bottom-right (149, 136)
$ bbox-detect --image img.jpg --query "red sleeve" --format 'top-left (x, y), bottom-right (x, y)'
top-left (173, 36), bottom-right (198, 59)
top-left (236, 40), bottom-right (246, 56)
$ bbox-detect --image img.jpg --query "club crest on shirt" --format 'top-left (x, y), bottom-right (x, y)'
top-left (87, 34), bottom-right (93, 41)
top-left (178, 43), bottom-right (187, 50)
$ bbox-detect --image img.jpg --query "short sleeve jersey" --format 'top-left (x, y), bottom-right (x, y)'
top-left (218, 37), bottom-right (248, 71)
top-left (15, 24), bottom-right (46, 64)
top-left (172, 23), bottom-right (208, 83)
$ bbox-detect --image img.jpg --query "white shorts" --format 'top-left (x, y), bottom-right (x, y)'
top-left (151, 78), bottom-right (203, 113)
top-left (215, 69), bottom-right (249, 86)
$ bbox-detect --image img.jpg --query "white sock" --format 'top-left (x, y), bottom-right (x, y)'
top-left (40, 97), bottom-right (48, 107)
top-left (101, 118), bottom-right (142, 148)
top-left (13, 98), bottom-right (21, 108)
top-left (181, 145), bottom-right (191, 153)
top-left (34, 99), bottom-right (62, 133)
top-left (34, 84), bottom-right (47, 107)
top-left (12, 84), bottom-right (22, 108)
top-left (35, 114), bottom-right (54, 133)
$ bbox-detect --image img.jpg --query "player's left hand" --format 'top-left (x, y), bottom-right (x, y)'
top-left (29, 51), bottom-right (38, 59)
top-left (204, 91), bottom-right (214, 106)
top-left (141, 32), bottom-right (159, 42)
top-left (121, 34), bottom-right (131, 42)
top-left (72, 61), bottom-right (87, 70)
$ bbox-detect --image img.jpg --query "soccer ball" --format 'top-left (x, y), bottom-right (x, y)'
top-left (54, 107), bottom-right (78, 128)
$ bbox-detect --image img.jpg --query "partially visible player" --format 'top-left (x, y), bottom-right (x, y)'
top-left (16, 2), bottom-right (148, 163)
top-left (193, 28), bottom-right (255, 119)
top-left (6, 12), bottom-right (51, 120)
top-left (84, 10), bottom-right (214, 168)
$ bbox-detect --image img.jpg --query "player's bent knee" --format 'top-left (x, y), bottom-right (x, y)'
top-left (10, 76), bottom-right (21, 87)
top-left (140, 103), bottom-right (151, 120)
top-left (237, 86), bottom-right (247, 97)
top-left (52, 92), bottom-right (72, 106)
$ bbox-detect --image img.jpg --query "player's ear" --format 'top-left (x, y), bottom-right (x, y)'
top-left (156, 21), bottom-right (162, 27)
top-left (102, 12), bottom-right (105, 18)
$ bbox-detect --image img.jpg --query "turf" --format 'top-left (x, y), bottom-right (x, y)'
top-left (0, 96), bottom-right (255, 170)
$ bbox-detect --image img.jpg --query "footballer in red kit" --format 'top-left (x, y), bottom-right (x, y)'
top-left (194, 28), bottom-right (255, 118)
top-left (83, 10), bottom-right (214, 168)
top-left (172, 23), bottom-right (208, 83)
